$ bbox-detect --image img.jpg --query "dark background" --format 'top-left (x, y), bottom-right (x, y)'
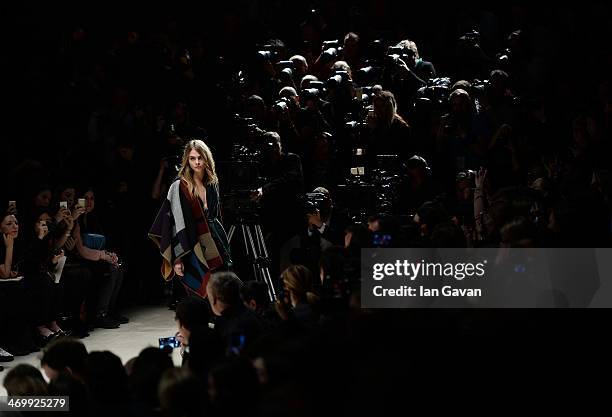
top-left (0, 1), bottom-right (611, 408)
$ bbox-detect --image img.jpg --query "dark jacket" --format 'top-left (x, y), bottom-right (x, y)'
top-left (213, 304), bottom-right (264, 352)
top-left (259, 152), bottom-right (304, 237)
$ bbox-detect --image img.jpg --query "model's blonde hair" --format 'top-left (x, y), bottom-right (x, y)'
top-left (178, 139), bottom-right (218, 197)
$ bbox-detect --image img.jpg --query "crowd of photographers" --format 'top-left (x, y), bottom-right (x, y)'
top-left (2, 2), bottom-right (611, 414)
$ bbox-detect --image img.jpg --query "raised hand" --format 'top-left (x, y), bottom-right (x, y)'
top-left (52, 249), bottom-right (65, 264)
top-left (71, 207), bottom-right (86, 221)
top-left (55, 207), bottom-right (70, 223)
top-left (36, 221), bottom-right (49, 240)
top-left (3, 233), bottom-right (14, 248)
top-left (475, 167), bottom-right (487, 190)
top-left (64, 216), bottom-right (74, 230)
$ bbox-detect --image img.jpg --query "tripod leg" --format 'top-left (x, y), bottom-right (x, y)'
top-left (253, 224), bottom-right (276, 302)
top-left (228, 225), bottom-right (236, 242)
top-left (243, 225), bottom-right (272, 300)
top-left (241, 225), bottom-right (259, 282)
top-left (255, 224), bottom-right (270, 258)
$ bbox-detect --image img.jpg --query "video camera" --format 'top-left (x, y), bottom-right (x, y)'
top-left (256, 43), bottom-right (284, 63)
top-left (273, 96), bottom-right (292, 113)
top-left (366, 39), bottom-right (387, 66)
top-left (416, 77), bottom-right (452, 107)
top-left (471, 78), bottom-right (491, 97)
top-left (217, 160), bottom-right (265, 218)
top-left (459, 30), bottom-right (481, 48)
top-left (275, 60), bottom-right (294, 71)
top-left (257, 49), bottom-right (278, 62)
top-left (355, 65), bottom-right (383, 86)
top-left (319, 40), bottom-right (343, 65)
top-left (233, 114), bottom-right (266, 147)
top-left (326, 70), bottom-right (351, 90)
top-left (308, 81), bottom-right (325, 91)
top-left (300, 192), bottom-right (331, 216)
top-left (301, 88), bottom-right (320, 103)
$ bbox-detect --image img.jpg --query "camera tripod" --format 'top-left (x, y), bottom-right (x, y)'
top-left (228, 214), bottom-right (277, 303)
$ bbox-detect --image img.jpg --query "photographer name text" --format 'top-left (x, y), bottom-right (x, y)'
top-left (373, 285), bottom-right (481, 297)
top-left (371, 260), bottom-right (486, 298)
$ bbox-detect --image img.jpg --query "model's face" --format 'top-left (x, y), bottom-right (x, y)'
top-left (188, 149), bottom-right (205, 174)
top-left (1, 215), bottom-right (19, 238)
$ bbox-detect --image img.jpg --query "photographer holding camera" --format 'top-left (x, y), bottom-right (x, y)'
top-left (250, 132), bottom-right (304, 270)
top-left (304, 187), bottom-right (345, 245)
top-left (382, 42), bottom-right (428, 113)
top-left (271, 87), bottom-right (302, 155)
top-left (281, 187), bottom-right (347, 276)
top-left (297, 85), bottom-right (333, 135)
top-left (395, 39), bottom-right (436, 83)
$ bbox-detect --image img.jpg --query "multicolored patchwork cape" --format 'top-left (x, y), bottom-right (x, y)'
top-left (149, 179), bottom-right (224, 297)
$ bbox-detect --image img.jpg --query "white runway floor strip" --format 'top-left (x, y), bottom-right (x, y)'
top-left (0, 305), bottom-right (181, 396)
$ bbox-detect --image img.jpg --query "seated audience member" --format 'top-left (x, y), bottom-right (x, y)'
top-left (0, 211), bottom-right (39, 356)
top-left (158, 367), bottom-right (208, 417)
top-left (86, 351), bottom-right (130, 415)
top-left (40, 337), bottom-right (88, 382)
top-left (47, 372), bottom-right (91, 416)
top-left (414, 201), bottom-right (451, 243)
top-left (22, 207), bottom-right (68, 345)
top-left (319, 245), bottom-right (356, 314)
top-left (206, 271), bottom-right (264, 353)
top-left (184, 326), bottom-right (226, 380)
top-left (276, 265), bottom-right (320, 327)
top-left (208, 358), bottom-right (260, 417)
top-left (3, 364), bottom-right (48, 396)
top-left (344, 223), bottom-right (370, 257)
top-left (77, 187), bottom-right (128, 328)
top-left (239, 280), bottom-right (278, 326)
top-left (174, 296), bottom-right (211, 361)
top-left (58, 197), bottom-right (119, 334)
top-left (128, 347), bottom-right (174, 416)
